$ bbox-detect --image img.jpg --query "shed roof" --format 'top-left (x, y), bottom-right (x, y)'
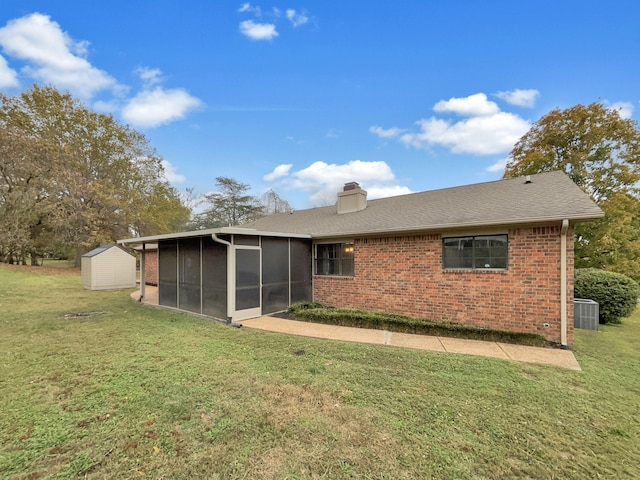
top-left (82, 244), bottom-right (134, 258)
top-left (239, 171), bottom-right (604, 238)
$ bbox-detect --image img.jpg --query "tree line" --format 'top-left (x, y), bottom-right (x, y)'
top-left (0, 85), bottom-right (291, 266)
top-left (0, 85), bottom-right (192, 265)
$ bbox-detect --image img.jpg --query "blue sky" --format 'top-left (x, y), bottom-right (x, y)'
top-left (0, 1), bottom-right (638, 209)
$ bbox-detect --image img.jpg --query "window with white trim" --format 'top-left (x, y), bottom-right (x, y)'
top-left (443, 235), bottom-right (508, 269)
top-left (314, 243), bottom-right (354, 276)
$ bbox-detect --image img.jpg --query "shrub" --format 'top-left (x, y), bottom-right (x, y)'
top-left (287, 303), bottom-right (546, 346)
top-left (575, 269), bottom-right (640, 324)
top-left (288, 302), bottom-right (325, 314)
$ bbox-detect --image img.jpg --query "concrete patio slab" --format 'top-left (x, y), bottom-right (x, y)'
top-left (131, 285), bottom-right (158, 305)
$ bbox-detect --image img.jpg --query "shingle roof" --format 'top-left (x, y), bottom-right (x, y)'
top-left (83, 244), bottom-right (133, 257)
top-left (240, 171), bottom-right (604, 238)
top-left (82, 245), bottom-right (114, 257)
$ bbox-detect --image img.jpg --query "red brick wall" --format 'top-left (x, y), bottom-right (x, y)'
top-left (313, 225), bottom-right (574, 345)
top-left (143, 250), bottom-right (158, 286)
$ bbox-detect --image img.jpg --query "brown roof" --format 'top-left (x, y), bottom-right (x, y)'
top-left (240, 171), bottom-right (604, 238)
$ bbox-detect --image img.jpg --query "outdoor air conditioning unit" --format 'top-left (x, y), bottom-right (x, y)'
top-left (574, 298), bottom-right (599, 331)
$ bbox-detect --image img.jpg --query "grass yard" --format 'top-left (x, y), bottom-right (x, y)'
top-left (1, 264), bottom-right (639, 479)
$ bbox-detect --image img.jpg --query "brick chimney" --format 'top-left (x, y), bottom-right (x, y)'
top-left (337, 182), bottom-right (367, 214)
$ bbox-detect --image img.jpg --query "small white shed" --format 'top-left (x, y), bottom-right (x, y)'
top-left (81, 244), bottom-right (136, 290)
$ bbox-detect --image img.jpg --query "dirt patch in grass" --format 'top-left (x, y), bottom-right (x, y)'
top-left (63, 311), bottom-right (109, 319)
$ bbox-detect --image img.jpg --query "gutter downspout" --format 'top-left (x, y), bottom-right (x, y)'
top-left (139, 242), bottom-right (146, 302)
top-left (212, 234), bottom-right (233, 323)
top-left (560, 219), bottom-right (569, 347)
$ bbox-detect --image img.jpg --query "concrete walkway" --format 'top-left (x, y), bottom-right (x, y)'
top-left (130, 287), bottom-right (580, 370)
top-left (241, 316), bottom-right (582, 370)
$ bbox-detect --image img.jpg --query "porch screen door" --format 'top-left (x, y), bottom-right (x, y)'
top-left (233, 246), bottom-right (261, 321)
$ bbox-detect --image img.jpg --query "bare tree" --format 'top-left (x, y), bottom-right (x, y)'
top-left (261, 189), bottom-right (293, 215)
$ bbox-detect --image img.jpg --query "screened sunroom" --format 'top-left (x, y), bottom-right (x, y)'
top-left (118, 228), bottom-right (312, 323)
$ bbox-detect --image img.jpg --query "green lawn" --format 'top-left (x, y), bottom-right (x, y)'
top-left (1, 264), bottom-right (638, 479)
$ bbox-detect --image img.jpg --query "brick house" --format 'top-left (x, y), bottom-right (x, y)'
top-left (118, 171), bottom-right (602, 347)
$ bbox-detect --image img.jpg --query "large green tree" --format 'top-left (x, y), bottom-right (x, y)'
top-left (0, 127), bottom-right (66, 263)
top-left (503, 102), bottom-right (640, 280)
top-left (0, 85), bottom-right (190, 264)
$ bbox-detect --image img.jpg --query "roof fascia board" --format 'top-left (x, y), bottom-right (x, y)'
top-left (117, 227), bottom-right (311, 245)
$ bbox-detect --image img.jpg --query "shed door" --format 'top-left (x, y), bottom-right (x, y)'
top-left (233, 246), bottom-right (261, 321)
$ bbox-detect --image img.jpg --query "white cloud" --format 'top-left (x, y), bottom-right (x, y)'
top-left (264, 164), bottom-right (292, 181)
top-left (0, 13), bottom-right (118, 98)
top-left (369, 125), bottom-right (405, 138)
top-left (0, 13), bottom-right (201, 128)
top-left (608, 101), bottom-right (634, 119)
top-left (434, 93), bottom-right (500, 117)
top-left (495, 89), bottom-right (539, 107)
top-left (121, 86), bottom-right (202, 128)
top-left (135, 66), bottom-right (163, 86)
top-left (486, 157), bottom-right (508, 173)
top-left (0, 54), bottom-right (19, 88)
top-left (373, 92), bottom-right (532, 156)
top-left (264, 160), bottom-right (410, 205)
top-left (238, 3), bottom-right (261, 15)
top-left (239, 5), bottom-right (310, 40)
top-left (162, 160), bottom-right (186, 183)
top-left (400, 112), bottom-right (530, 155)
top-left (286, 9), bottom-right (309, 27)
top-left (239, 20), bottom-right (278, 40)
